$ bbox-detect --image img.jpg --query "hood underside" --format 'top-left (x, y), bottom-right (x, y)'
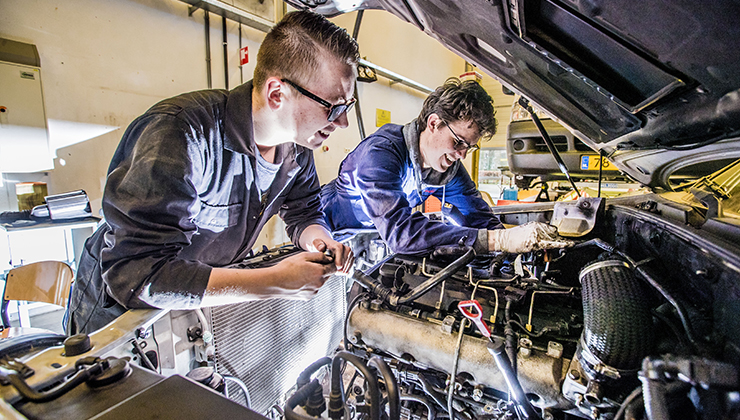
top-left (287, 0), bottom-right (740, 189)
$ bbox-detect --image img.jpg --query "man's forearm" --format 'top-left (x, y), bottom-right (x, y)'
top-left (202, 250), bottom-right (336, 307)
top-left (202, 266), bottom-right (282, 306)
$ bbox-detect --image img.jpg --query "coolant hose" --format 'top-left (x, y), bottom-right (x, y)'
top-left (579, 260), bottom-right (654, 379)
top-left (297, 356), bottom-right (331, 388)
top-left (393, 248), bottom-right (475, 305)
top-left (576, 239), bottom-right (698, 347)
top-left (351, 271), bottom-right (393, 301)
top-left (296, 356), bottom-right (332, 416)
top-left (329, 351), bottom-right (381, 420)
top-left (368, 356), bottom-right (400, 420)
top-left (639, 358), bottom-right (670, 420)
top-left (285, 379), bottom-right (323, 420)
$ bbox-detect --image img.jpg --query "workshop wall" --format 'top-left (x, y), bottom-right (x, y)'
top-left (0, 0), bottom-right (466, 249)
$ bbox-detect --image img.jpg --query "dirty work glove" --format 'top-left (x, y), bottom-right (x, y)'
top-left (488, 221), bottom-right (573, 253)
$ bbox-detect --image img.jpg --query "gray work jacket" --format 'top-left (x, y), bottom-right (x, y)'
top-left (68, 81), bottom-right (327, 333)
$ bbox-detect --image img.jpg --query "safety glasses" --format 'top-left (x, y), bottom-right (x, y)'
top-left (445, 121), bottom-right (480, 153)
top-left (281, 79), bottom-right (356, 122)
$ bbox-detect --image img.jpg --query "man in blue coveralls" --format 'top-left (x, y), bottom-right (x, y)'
top-left (321, 78), bottom-right (569, 256)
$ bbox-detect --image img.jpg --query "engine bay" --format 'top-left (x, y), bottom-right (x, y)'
top-left (2, 197), bottom-right (740, 420)
top-left (284, 197), bottom-right (740, 420)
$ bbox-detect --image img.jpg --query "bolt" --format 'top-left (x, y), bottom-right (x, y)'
top-left (135, 328), bottom-right (150, 340)
top-left (472, 387), bottom-right (483, 402)
top-left (568, 369), bottom-right (581, 381)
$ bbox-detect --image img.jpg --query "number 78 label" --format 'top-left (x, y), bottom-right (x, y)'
top-left (580, 155), bottom-right (612, 170)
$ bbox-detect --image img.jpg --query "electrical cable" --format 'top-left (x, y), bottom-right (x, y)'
top-left (614, 386), bottom-right (642, 420)
top-left (401, 394), bottom-right (436, 420)
top-left (68, 262), bottom-right (108, 334)
top-left (663, 129), bottom-right (740, 151)
top-left (447, 317), bottom-right (468, 420)
top-left (447, 281), bottom-right (481, 420)
top-left (238, 23), bottom-right (243, 85)
top-left (344, 369), bottom-right (360, 400)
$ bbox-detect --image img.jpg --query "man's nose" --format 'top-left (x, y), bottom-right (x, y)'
top-left (332, 111), bottom-right (350, 129)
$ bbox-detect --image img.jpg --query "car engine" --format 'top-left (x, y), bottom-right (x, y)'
top-left (285, 197), bottom-right (740, 420)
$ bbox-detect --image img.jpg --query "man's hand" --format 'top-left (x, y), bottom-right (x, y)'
top-left (268, 251), bottom-right (338, 298)
top-left (488, 221), bottom-right (573, 254)
top-left (299, 224), bottom-right (354, 273)
top-left (204, 250), bottom-right (338, 305)
top-left (311, 237), bottom-right (354, 274)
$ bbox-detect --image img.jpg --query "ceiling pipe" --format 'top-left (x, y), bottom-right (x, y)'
top-left (351, 11), bottom-right (366, 140)
top-left (222, 15), bottom-right (228, 90)
top-left (204, 10), bottom-right (212, 89)
top-left (239, 23), bottom-right (244, 85)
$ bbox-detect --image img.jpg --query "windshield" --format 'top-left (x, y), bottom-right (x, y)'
top-left (665, 158), bottom-right (740, 220)
top-left (708, 159), bottom-right (740, 219)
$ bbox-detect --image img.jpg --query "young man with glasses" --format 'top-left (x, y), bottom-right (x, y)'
top-left (68, 11), bottom-right (358, 334)
top-left (321, 78), bottom-right (570, 255)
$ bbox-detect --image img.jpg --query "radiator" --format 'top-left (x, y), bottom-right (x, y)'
top-left (209, 273), bottom-right (347, 415)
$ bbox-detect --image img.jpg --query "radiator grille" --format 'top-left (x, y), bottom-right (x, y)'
top-left (209, 274), bottom-right (347, 415)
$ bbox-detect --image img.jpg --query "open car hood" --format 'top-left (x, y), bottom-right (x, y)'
top-left (287, 0), bottom-right (740, 190)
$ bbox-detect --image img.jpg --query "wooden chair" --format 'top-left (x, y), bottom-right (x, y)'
top-left (1, 261), bottom-right (74, 329)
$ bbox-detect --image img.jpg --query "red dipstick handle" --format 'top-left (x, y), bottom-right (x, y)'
top-left (457, 300), bottom-right (491, 338)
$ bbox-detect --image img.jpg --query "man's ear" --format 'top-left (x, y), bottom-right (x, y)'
top-left (264, 77), bottom-right (285, 111)
top-left (427, 113), bottom-right (442, 132)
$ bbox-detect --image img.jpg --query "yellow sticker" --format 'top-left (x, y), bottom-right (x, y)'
top-left (376, 109), bottom-right (391, 127)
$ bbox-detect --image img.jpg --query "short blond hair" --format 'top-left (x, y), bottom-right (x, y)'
top-left (254, 11), bottom-right (359, 89)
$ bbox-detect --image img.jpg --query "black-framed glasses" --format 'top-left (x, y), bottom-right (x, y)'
top-left (445, 122), bottom-right (480, 153)
top-left (281, 79), bottom-right (356, 122)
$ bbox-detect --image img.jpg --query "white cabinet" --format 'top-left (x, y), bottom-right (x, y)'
top-left (0, 38), bottom-right (53, 173)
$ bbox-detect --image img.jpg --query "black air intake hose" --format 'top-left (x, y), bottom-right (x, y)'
top-left (579, 260), bottom-right (654, 380)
